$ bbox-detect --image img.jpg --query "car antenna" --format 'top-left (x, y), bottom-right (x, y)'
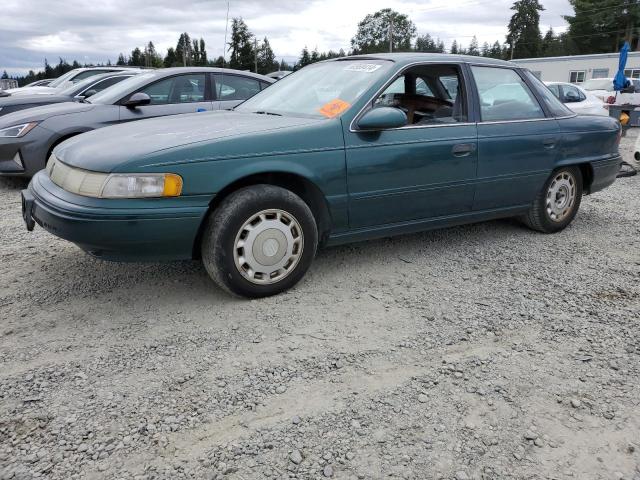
top-left (219, 0), bottom-right (230, 106)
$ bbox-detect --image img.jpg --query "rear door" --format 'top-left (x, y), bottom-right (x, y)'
top-left (118, 73), bottom-right (213, 122)
top-left (471, 66), bottom-right (559, 210)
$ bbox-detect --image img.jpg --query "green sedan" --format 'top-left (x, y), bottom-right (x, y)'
top-left (22, 53), bottom-right (622, 298)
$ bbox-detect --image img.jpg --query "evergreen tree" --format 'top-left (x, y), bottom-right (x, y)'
top-left (129, 47), bottom-right (144, 67)
top-left (298, 46), bottom-right (311, 68)
top-left (199, 38), bottom-right (207, 65)
top-left (481, 41), bottom-right (490, 57)
top-left (176, 32), bottom-right (193, 66)
top-left (468, 36), bottom-right (480, 56)
top-left (450, 40), bottom-right (459, 54)
top-left (228, 18), bottom-right (255, 71)
top-left (506, 0), bottom-right (544, 59)
top-left (257, 37), bottom-right (277, 74)
top-left (351, 8), bottom-right (416, 54)
top-left (116, 53), bottom-right (127, 66)
top-left (164, 47), bottom-right (178, 67)
top-left (415, 33), bottom-right (439, 52)
top-left (279, 59), bottom-right (289, 70)
top-left (565, 0), bottom-right (640, 53)
top-left (1, 70), bottom-right (8, 79)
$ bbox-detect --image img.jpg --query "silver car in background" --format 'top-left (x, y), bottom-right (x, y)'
top-left (0, 67), bottom-right (274, 176)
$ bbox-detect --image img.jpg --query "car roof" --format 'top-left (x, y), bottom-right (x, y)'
top-left (145, 67), bottom-right (275, 82)
top-left (331, 52), bottom-right (516, 68)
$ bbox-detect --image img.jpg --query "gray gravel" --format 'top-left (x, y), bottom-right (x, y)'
top-left (1, 132), bottom-right (639, 480)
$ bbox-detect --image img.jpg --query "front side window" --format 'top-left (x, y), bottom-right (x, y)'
top-left (562, 84), bottom-right (586, 103)
top-left (235, 59), bottom-right (393, 118)
top-left (138, 74), bottom-right (206, 105)
top-left (472, 66), bottom-right (544, 121)
top-left (214, 75), bottom-right (261, 101)
top-left (372, 64), bottom-right (467, 125)
top-left (547, 83), bottom-right (560, 99)
top-left (83, 76), bottom-right (129, 95)
top-left (569, 71), bottom-right (586, 83)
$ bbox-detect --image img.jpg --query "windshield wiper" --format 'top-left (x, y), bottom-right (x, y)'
top-left (253, 110), bottom-right (282, 116)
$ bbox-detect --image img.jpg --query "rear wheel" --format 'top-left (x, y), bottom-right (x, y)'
top-left (201, 185), bottom-right (318, 298)
top-left (524, 166), bottom-right (583, 233)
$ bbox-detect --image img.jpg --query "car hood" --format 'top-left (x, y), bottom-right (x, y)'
top-left (6, 86), bottom-right (58, 96)
top-left (0, 102), bottom-right (95, 127)
top-left (0, 94), bottom-right (69, 108)
top-left (56, 111), bottom-right (330, 172)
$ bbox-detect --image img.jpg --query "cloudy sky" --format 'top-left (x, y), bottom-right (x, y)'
top-left (2, 0), bottom-right (573, 76)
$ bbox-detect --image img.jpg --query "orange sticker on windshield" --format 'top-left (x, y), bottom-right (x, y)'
top-left (319, 99), bottom-right (351, 118)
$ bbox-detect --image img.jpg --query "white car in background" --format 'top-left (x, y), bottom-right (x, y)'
top-left (545, 82), bottom-right (608, 116)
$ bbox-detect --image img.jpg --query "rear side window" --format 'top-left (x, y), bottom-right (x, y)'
top-left (214, 75), bottom-right (261, 101)
top-left (85, 76), bottom-right (128, 94)
top-left (72, 70), bottom-right (111, 82)
top-left (472, 66), bottom-right (544, 121)
top-left (522, 70), bottom-right (574, 117)
top-left (138, 74), bottom-right (206, 105)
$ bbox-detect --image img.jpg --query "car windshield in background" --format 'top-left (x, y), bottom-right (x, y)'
top-left (86, 73), bottom-right (156, 104)
top-left (235, 60), bottom-right (393, 118)
top-left (582, 79), bottom-right (613, 91)
top-left (57, 75), bottom-right (106, 96)
top-left (47, 70), bottom-right (79, 88)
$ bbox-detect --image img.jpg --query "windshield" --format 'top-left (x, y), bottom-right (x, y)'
top-left (582, 79), bottom-right (613, 91)
top-left (86, 72), bottom-right (156, 104)
top-left (236, 59), bottom-right (393, 118)
top-left (57, 74), bottom-right (109, 96)
top-left (48, 70), bottom-right (81, 88)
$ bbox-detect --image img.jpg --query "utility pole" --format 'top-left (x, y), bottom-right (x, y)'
top-left (389, 20), bottom-right (393, 53)
top-left (254, 38), bottom-right (258, 73)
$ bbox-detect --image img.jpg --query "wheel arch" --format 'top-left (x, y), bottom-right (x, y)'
top-left (192, 171), bottom-right (333, 259)
top-left (46, 130), bottom-right (92, 163)
top-left (554, 160), bottom-right (594, 194)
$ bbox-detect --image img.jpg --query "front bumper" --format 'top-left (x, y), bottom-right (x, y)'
top-left (0, 126), bottom-right (50, 177)
top-left (23, 170), bottom-right (211, 261)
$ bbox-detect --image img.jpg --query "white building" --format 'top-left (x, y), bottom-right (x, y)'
top-left (0, 79), bottom-right (18, 90)
top-left (512, 52), bottom-right (640, 84)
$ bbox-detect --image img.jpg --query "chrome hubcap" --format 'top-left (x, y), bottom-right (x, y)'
top-left (546, 172), bottom-right (576, 222)
top-left (233, 209), bottom-right (304, 285)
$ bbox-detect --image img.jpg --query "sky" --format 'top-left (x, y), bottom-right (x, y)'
top-left (1, 0), bottom-right (574, 76)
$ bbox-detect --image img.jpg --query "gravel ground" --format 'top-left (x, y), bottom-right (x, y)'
top-left (1, 132), bottom-right (639, 480)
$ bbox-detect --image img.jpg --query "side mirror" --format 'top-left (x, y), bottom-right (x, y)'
top-left (124, 92), bottom-right (151, 109)
top-left (357, 107), bottom-right (408, 130)
top-left (83, 89), bottom-right (98, 98)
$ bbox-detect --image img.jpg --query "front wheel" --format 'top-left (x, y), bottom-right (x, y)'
top-left (201, 185), bottom-right (318, 298)
top-left (523, 166), bottom-right (583, 233)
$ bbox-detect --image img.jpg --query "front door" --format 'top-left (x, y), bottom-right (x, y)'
top-left (345, 64), bottom-right (477, 229)
top-left (471, 66), bottom-right (559, 210)
top-left (118, 73), bottom-right (213, 122)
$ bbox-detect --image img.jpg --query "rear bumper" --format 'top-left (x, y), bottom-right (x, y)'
top-left (24, 171), bottom-right (210, 261)
top-left (589, 154), bottom-right (623, 194)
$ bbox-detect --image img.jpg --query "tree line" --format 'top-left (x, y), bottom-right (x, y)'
top-left (7, 0), bottom-right (639, 86)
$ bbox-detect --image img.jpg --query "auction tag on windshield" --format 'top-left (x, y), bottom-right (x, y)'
top-left (319, 99), bottom-right (351, 118)
top-left (344, 63), bottom-right (382, 73)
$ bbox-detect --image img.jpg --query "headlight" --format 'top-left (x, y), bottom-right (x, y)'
top-left (0, 122), bottom-right (38, 138)
top-left (47, 155), bottom-right (182, 198)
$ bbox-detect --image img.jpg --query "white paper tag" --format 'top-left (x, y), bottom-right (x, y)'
top-left (344, 63), bottom-right (382, 73)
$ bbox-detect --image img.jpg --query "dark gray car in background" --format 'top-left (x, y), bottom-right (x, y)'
top-left (0, 71), bottom-right (142, 117)
top-left (0, 67), bottom-right (274, 176)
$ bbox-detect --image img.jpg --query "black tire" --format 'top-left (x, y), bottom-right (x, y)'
top-left (523, 166), bottom-right (583, 233)
top-left (201, 185), bottom-right (318, 298)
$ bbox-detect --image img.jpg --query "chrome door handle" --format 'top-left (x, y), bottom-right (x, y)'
top-left (543, 138), bottom-right (556, 149)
